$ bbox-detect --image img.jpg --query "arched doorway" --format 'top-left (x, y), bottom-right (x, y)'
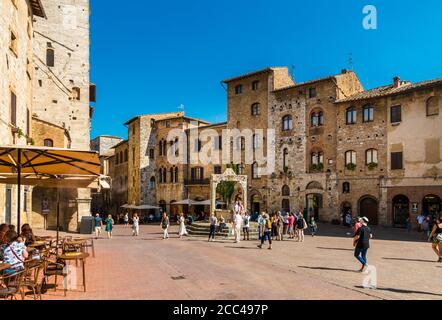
top-left (341, 202), bottom-right (352, 226)
top-left (282, 199), bottom-right (290, 213)
top-left (359, 196), bottom-right (378, 225)
top-left (423, 195), bottom-right (441, 217)
top-left (306, 194), bottom-right (323, 221)
top-left (251, 193), bottom-right (262, 216)
top-left (392, 195), bottom-right (409, 228)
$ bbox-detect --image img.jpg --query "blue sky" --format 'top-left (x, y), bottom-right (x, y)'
top-left (90, 0), bottom-right (442, 139)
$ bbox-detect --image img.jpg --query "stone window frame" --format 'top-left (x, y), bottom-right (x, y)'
top-left (282, 115), bottom-right (293, 131)
top-left (310, 150), bottom-right (324, 166)
top-left (343, 182), bottom-right (350, 194)
top-left (252, 81), bottom-right (260, 91)
top-left (391, 152), bottom-right (403, 170)
top-left (345, 150), bottom-right (357, 166)
top-left (310, 108), bottom-right (324, 127)
top-left (365, 148), bottom-right (378, 165)
top-left (44, 139), bottom-right (54, 147)
top-left (46, 45), bottom-right (55, 67)
top-left (390, 105), bottom-right (402, 124)
top-left (282, 185), bottom-right (290, 197)
top-left (235, 84), bottom-right (243, 95)
top-left (251, 103), bottom-right (261, 116)
top-left (346, 107), bottom-right (357, 125)
top-left (363, 104), bottom-right (375, 123)
top-left (426, 96), bottom-right (439, 117)
top-left (251, 162), bottom-right (259, 179)
top-left (308, 87), bottom-right (317, 99)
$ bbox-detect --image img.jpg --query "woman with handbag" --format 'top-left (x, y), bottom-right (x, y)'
top-left (428, 213), bottom-right (442, 262)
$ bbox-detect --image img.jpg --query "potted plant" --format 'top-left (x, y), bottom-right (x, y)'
top-left (367, 162), bottom-right (378, 171)
top-left (346, 163), bottom-right (357, 171)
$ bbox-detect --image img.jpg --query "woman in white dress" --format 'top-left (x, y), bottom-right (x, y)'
top-left (178, 212), bottom-right (188, 238)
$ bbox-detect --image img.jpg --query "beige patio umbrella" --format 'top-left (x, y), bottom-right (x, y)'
top-left (0, 146), bottom-right (101, 244)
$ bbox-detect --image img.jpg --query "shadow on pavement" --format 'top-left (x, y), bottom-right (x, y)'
top-left (298, 266), bottom-right (358, 273)
top-left (317, 247), bottom-right (354, 252)
top-left (224, 246), bottom-right (259, 250)
top-left (312, 224), bottom-right (427, 243)
top-left (382, 257), bottom-right (438, 263)
top-left (355, 286), bottom-right (442, 297)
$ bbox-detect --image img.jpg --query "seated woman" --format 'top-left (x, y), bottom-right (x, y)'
top-left (20, 224), bottom-right (36, 246)
top-left (1, 230), bottom-right (28, 274)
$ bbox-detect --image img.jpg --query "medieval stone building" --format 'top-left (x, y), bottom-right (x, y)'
top-left (0, 0), bottom-right (45, 226)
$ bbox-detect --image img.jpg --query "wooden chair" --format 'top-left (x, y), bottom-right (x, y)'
top-left (43, 254), bottom-right (67, 296)
top-left (0, 269), bottom-right (25, 300)
top-left (21, 260), bottom-right (45, 300)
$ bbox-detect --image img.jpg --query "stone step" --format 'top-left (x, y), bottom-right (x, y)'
top-left (187, 222), bottom-right (260, 240)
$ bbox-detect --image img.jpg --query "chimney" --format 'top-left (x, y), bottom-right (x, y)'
top-left (393, 76), bottom-right (401, 88)
top-left (341, 69), bottom-right (349, 74)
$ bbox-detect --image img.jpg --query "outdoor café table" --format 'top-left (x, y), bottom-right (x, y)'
top-left (58, 252), bottom-right (89, 292)
top-left (73, 237), bottom-right (95, 258)
top-left (27, 241), bottom-right (48, 249)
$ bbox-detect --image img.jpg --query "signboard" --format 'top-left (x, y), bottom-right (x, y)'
top-left (42, 199), bottom-right (49, 215)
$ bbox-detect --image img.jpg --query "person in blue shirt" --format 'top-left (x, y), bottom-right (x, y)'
top-left (94, 214), bottom-right (103, 239)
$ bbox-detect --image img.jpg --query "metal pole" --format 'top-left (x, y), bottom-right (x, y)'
top-left (56, 188), bottom-right (60, 253)
top-left (17, 149), bottom-right (21, 230)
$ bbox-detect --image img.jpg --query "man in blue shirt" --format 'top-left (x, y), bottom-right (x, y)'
top-left (94, 214), bottom-right (103, 239)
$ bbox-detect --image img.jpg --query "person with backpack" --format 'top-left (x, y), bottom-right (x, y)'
top-left (243, 213), bottom-right (251, 241)
top-left (353, 217), bottom-right (373, 272)
top-left (258, 213), bottom-right (272, 250)
top-left (160, 212), bottom-right (170, 239)
top-left (296, 213), bottom-right (307, 242)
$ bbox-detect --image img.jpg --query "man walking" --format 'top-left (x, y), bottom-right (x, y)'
top-left (94, 214), bottom-right (103, 239)
top-left (353, 217), bottom-right (373, 272)
top-left (234, 211), bottom-right (242, 243)
top-left (161, 212), bottom-right (170, 239)
top-left (208, 212), bottom-right (217, 242)
top-left (258, 213), bottom-right (272, 250)
top-left (243, 213), bottom-right (251, 241)
top-left (124, 212), bottom-right (129, 227)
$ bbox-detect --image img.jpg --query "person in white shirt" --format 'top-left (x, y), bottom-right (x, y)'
top-left (234, 212), bottom-right (242, 243)
top-left (132, 213), bottom-right (140, 236)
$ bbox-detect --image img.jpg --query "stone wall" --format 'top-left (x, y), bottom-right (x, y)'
top-left (32, 116), bottom-right (68, 147)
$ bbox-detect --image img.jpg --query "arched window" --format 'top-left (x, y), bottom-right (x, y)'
top-left (283, 148), bottom-right (289, 170)
top-left (282, 199), bottom-right (290, 212)
top-left (345, 150), bottom-right (357, 165)
top-left (365, 149), bottom-right (378, 165)
top-left (158, 168), bottom-right (163, 183)
top-left (174, 167), bottom-right (178, 183)
top-left (252, 162), bottom-right (259, 179)
top-left (44, 139), bottom-right (53, 147)
top-left (346, 107), bottom-right (357, 124)
top-left (253, 134), bottom-right (260, 150)
top-left (159, 140), bottom-right (163, 156)
top-left (311, 151), bottom-right (324, 165)
top-left (238, 163), bottom-right (245, 175)
top-left (170, 167), bottom-right (174, 183)
top-left (282, 185), bottom-right (290, 197)
top-left (251, 103), bottom-right (260, 116)
top-left (318, 112), bottom-right (324, 126)
top-left (162, 167), bottom-right (167, 183)
top-left (149, 177), bottom-right (156, 189)
top-left (343, 182), bottom-right (350, 193)
top-left (72, 87), bottom-right (80, 100)
top-left (162, 139), bottom-right (167, 156)
top-left (282, 115), bottom-right (293, 131)
top-left (427, 96), bottom-right (439, 116)
top-left (46, 47), bottom-right (55, 67)
top-left (311, 112), bottom-right (318, 126)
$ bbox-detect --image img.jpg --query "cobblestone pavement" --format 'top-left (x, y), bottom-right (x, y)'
top-left (36, 224), bottom-right (442, 300)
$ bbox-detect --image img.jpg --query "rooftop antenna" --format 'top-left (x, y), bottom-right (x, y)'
top-left (291, 64), bottom-right (296, 82)
top-left (348, 52), bottom-right (354, 71)
top-left (178, 104), bottom-right (185, 113)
